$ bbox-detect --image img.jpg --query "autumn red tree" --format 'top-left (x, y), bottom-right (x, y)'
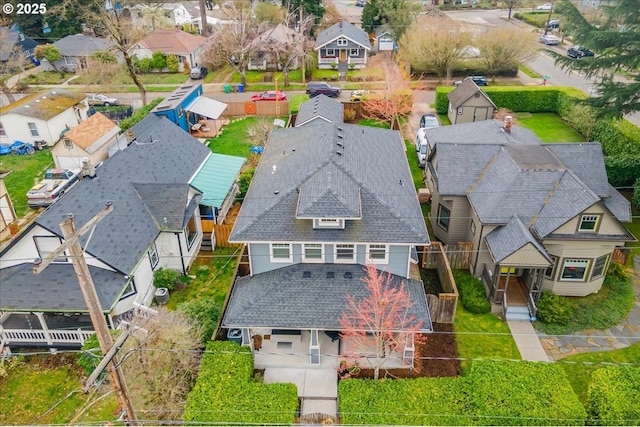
top-left (360, 58), bottom-right (413, 129)
top-left (339, 265), bottom-right (424, 380)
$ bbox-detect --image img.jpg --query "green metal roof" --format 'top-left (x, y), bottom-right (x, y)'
top-left (190, 153), bottom-right (246, 207)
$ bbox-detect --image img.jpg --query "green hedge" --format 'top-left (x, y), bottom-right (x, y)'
top-left (588, 366), bottom-right (640, 423)
top-left (467, 361), bottom-right (587, 425)
top-left (604, 155), bottom-right (640, 187)
top-left (634, 177), bottom-right (640, 210)
top-left (183, 341), bottom-right (298, 424)
top-left (339, 361), bottom-right (586, 425)
top-left (119, 97), bottom-right (163, 131)
top-left (453, 270), bottom-right (490, 314)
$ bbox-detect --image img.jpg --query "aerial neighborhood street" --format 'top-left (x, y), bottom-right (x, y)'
top-left (0, 0), bottom-right (639, 425)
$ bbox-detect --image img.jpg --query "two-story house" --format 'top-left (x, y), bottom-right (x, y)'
top-left (314, 20), bottom-right (371, 70)
top-left (424, 119), bottom-right (635, 320)
top-left (0, 115), bottom-right (210, 353)
top-left (222, 119), bottom-right (432, 369)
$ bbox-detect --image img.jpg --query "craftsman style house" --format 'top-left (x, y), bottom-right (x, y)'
top-left (0, 115), bottom-right (211, 353)
top-left (424, 119), bottom-right (635, 320)
top-left (314, 20), bottom-right (371, 70)
top-left (131, 28), bottom-right (207, 72)
top-left (223, 115), bottom-right (432, 368)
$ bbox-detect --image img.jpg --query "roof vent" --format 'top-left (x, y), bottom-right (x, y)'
top-left (272, 165), bottom-right (277, 174)
top-left (337, 141), bottom-right (343, 147)
top-left (344, 271), bottom-right (352, 279)
top-left (336, 149), bottom-right (342, 156)
top-left (303, 271), bottom-right (311, 278)
top-left (326, 271), bottom-right (335, 278)
top-left (337, 126), bottom-right (343, 131)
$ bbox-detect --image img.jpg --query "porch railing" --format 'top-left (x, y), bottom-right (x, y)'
top-left (502, 292), bottom-right (508, 321)
top-left (482, 265), bottom-right (496, 299)
top-left (526, 293), bottom-right (538, 321)
top-left (2, 328), bottom-right (94, 345)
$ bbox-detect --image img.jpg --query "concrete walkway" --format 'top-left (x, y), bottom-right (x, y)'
top-left (538, 270), bottom-right (640, 360)
top-left (507, 320), bottom-right (549, 361)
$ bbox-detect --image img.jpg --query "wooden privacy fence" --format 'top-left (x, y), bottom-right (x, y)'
top-left (201, 220), bottom-right (240, 248)
top-left (444, 242), bottom-right (473, 270)
top-left (422, 241), bottom-right (459, 324)
top-left (222, 101), bottom-right (290, 117)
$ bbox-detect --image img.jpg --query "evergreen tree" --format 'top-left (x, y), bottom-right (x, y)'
top-left (555, 0), bottom-right (640, 118)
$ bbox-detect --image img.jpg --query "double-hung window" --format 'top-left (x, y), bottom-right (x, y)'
top-left (271, 243), bottom-right (292, 262)
top-left (335, 244), bottom-right (355, 263)
top-left (148, 243), bottom-right (159, 269)
top-left (366, 244), bottom-right (388, 264)
top-left (545, 256), bottom-right (558, 280)
top-left (303, 243), bottom-right (323, 262)
top-left (337, 38), bottom-right (347, 46)
top-left (578, 214), bottom-right (600, 232)
top-left (560, 259), bottom-right (589, 281)
top-left (34, 235), bottom-right (67, 263)
top-left (28, 122), bottom-right (39, 137)
top-left (591, 254), bottom-right (609, 279)
top-left (437, 204), bottom-right (451, 230)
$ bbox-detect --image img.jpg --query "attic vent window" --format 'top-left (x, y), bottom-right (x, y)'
top-left (326, 271), bottom-right (335, 278)
top-left (303, 271), bottom-right (311, 278)
top-left (344, 271), bottom-right (353, 279)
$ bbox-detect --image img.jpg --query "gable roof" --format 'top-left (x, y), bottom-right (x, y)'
top-left (0, 90), bottom-right (86, 120)
top-left (485, 216), bottom-right (551, 264)
top-left (375, 25), bottom-right (392, 38)
top-left (53, 34), bottom-right (114, 56)
top-left (222, 263), bottom-right (431, 332)
top-left (137, 28), bottom-right (206, 54)
top-left (33, 114), bottom-right (211, 274)
top-left (230, 123), bottom-right (429, 244)
top-left (258, 23), bottom-right (296, 44)
top-left (295, 95), bottom-right (344, 127)
top-left (447, 78), bottom-right (496, 109)
top-left (64, 112), bottom-right (119, 152)
top-left (0, 28), bottom-right (38, 61)
top-left (314, 20), bottom-right (371, 50)
top-left (190, 153), bottom-right (246, 208)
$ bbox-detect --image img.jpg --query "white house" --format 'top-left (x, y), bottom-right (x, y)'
top-left (131, 28), bottom-right (207, 72)
top-left (0, 90), bottom-right (88, 146)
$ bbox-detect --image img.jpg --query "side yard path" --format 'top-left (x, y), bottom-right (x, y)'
top-left (539, 271), bottom-right (640, 360)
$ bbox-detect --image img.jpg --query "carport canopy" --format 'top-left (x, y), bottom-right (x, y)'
top-left (186, 96), bottom-right (227, 120)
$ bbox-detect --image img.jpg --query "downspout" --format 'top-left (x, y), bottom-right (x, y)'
top-left (472, 223), bottom-right (484, 275)
top-left (176, 232), bottom-right (186, 274)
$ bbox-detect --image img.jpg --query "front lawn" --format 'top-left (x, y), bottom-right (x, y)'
top-left (518, 113), bottom-right (586, 142)
top-left (0, 355), bottom-right (118, 425)
top-left (72, 72), bottom-right (189, 85)
top-left (1, 149), bottom-right (54, 217)
top-left (26, 71), bottom-right (71, 85)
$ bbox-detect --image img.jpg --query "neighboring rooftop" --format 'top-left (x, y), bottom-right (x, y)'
top-left (314, 20), bottom-right (371, 50)
top-left (53, 33), bottom-right (114, 56)
top-left (64, 112), bottom-right (119, 151)
top-left (295, 95), bottom-right (344, 127)
top-left (0, 90), bottom-right (86, 120)
top-left (152, 84), bottom-right (200, 112)
top-left (137, 28), bottom-right (206, 54)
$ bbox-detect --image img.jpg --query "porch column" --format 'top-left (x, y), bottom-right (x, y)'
top-left (402, 333), bottom-right (415, 368)
top-left (491, 264), bottom-right (500, 303)
top-left (34, 312), bottom-right (56, 353)
top-left (310, 329), bottom-right (320, 365)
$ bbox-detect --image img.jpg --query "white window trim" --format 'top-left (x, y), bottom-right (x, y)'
top-left (337, 38), bottom-right (347, 46)
top-left (28, 122), bottom-right (39, 137)
top-left (334, 244), bottom-right (356, 263)
top-left (317, 218), bottom-right (342, 228)
top-left (63, 138), bottom-right (73, 149)
top-left (148, 243), bottom-right (159, 269)
top-left (326, 48), bottom-right (335, 56)
top-left (559, 258), bottom-right (590, 282)
top-left (350, 48), bottom-right (359, 56)
top-left (578, 214), bottom-right (600, 232)
top-left (366, 244), bottom-right (388, 264)
top-left (303, 243), bottom-right (324, 263)
top-left (270, 243), bottom-right (292, 263)
top-left (545, 255), bottom-right (558, 280)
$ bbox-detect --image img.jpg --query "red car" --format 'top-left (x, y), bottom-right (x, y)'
top-left (251, 90), bottom-right (287, 101)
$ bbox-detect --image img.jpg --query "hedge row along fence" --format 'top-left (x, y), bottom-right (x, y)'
top-left (435, 86), bottom-right (640, 187)
top-left (183, 341), bottom-right (298, 424)
top-left (588, 366), bottom-right (640, 423)
top-left (339, 360), bottom-right (586, 426)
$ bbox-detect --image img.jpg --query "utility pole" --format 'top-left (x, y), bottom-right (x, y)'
top-left (33, 202), bottom-right (138, 425)
top-left (544, 1), bottom-right (555, 36)
top-left (300, 6), bottom-right (305, 84)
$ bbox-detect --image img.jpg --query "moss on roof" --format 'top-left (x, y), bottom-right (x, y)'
top-left (0, 90), bottom-right (86, 120)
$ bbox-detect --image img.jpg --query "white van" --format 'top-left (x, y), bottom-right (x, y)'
top-left (415, 128), bottom-right (428, 168)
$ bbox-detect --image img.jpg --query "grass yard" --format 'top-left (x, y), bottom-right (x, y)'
top-left (0, 355), bottom-right (118, 425)
top-left (1, 149), bottom-right (54, 217)
top-left (206, 116), bottom-right (284, 158)
top-left (166, 246), bottom-right (241, 310)
top-left (518, 113), bottom-right (586, 142)
top-left (73, 72), bottom-right (189, 85)
top-left (26, 71), bottom-right (71, 85)
top-left (454, 299), bottom-right (521, 376)
top-left (559, 342), bottom-right (640, 405)
top-left (621, 190), bottom-right (640, 262)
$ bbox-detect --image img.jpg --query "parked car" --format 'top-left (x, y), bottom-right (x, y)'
top-left (306, 81), bottom-right (341, 98)
top-left (453, 75), bottom-right (488, 87)
top-left (355, 0), bottom-right (365, 6)
top-left (539, 34), bottom-right (560, 45)
top-left (251, 90), bottom-right (287, 101)
top-left (546, 19), bottom-right (560, 29)
top-left (190, 66), bottom-right (208, 79)
top-left (535, 3), bottom-right (553, 10)
top-left (419, 114), bottom-right (441, 129)
top-left (567, 46), bottom-right (594, 59)
top-left (86, 94), bottom-right (119, 106)
top-left (27, 168), bottom-right (81, 208)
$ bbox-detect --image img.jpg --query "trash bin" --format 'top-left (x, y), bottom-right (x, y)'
top-left (223, 84), bottom-right (231, 94)
top-left (154, 287), bottom-right (169, 305)
top-left (227, 328), bottom-right (242, 345)
top-left (237, 84), bottom-right (244, 93)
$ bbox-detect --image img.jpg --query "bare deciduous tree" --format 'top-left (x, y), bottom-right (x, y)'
top-left (269, 13), bottom-right (314, 87)
top-left (120, 307), bottom-right (203, 421)
top-left (399, 17), bottom-right (471, 83)
top-left (0, 28), bottom-right (29, 103)
top-left (475, 28), bottom-right (537, 80)
top-left (339, 265), bottom-right (425, 380)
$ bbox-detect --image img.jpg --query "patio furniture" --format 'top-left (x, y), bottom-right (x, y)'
top-left (191, 123), bottom-right (202, 131)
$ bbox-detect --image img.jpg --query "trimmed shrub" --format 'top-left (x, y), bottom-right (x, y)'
top-left (588, 366), bottom-right (640, 423)
top-left (119, 97), bottom-right (163, 131)
top-left (178, 298), bottom-right (221, 344)
top-left (604, 155), bottom-right (640, 187)
top-left (536, 292), bottom-right (574, 325)
top-left (166, 54), bottom-right (179, 73)
top-left (633, 177), bottom-right (640, 210)
top-left (183, 341), bottom-right (298, 424)
top-left (467, 361), bottom-right (587, 425)
top-left (153, 267), bottom-right (181, 291)
top-left (453, 270), bottom-right (490, 314)
top-left (238, 168), bottom-right (255, 202)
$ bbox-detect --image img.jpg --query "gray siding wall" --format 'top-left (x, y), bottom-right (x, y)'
top-left (430, 195), bottom-right (470, 245)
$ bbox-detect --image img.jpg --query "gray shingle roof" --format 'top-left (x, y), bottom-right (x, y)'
top-left (296, 163), bottom-right (361, 218)
top-left (222, 263), bottom-right (431, 332)
top-left (425, 120), bottom-right (541, 152)
top-left (485, 216), bottom-right (551, 263)
top-left (295, 95), bottom-right (344, 127)
top-left (546, 143), bottom-right (610, 197)
top-left (230, 123), bottom-right (429, 244)
top-left (602, 184), bottom-right (633, 223)
top-left (133, 183), bottom-right (194, 230)
top-left (0, 263), bottom-right (125, 312)
top-left (34, 115), bottom-right (210, 274)
top-left (433, 144), bottom-right (503, 195)
top-left (447, 78), bottom-right (496, 109)
top-left (53, 34), bottom-right (114, 56)
top-left (314, 21), bottom-right (371, 50)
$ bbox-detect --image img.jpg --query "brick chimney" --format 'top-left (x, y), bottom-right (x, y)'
top-left (339, 20), bottom-right (343, 28)
top-left (504, 116), bottom-right (512, 134)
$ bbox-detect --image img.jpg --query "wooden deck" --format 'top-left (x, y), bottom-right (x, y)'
top-left (498, 276), bottom-right (529, 306)
top-left (190, 118), bottom-right (229, 138)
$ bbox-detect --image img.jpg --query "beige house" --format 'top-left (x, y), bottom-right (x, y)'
top-left (447, 78), bottom-right (496, 125)
top-left (131, 28), bottom-right (207, 72)
top-left (51, 112), bottom-right (123, 170)
top-left (424, 119), bottom-right (635, 321)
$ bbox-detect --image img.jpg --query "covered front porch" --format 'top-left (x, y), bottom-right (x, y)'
top-left (482, 265), bottom-right (546, 321)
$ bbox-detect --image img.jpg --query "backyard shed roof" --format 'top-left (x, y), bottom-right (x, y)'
top-left (186, 96), bottom-right (227, 119)
top-left (190, 153), bottom-right (246, 207)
